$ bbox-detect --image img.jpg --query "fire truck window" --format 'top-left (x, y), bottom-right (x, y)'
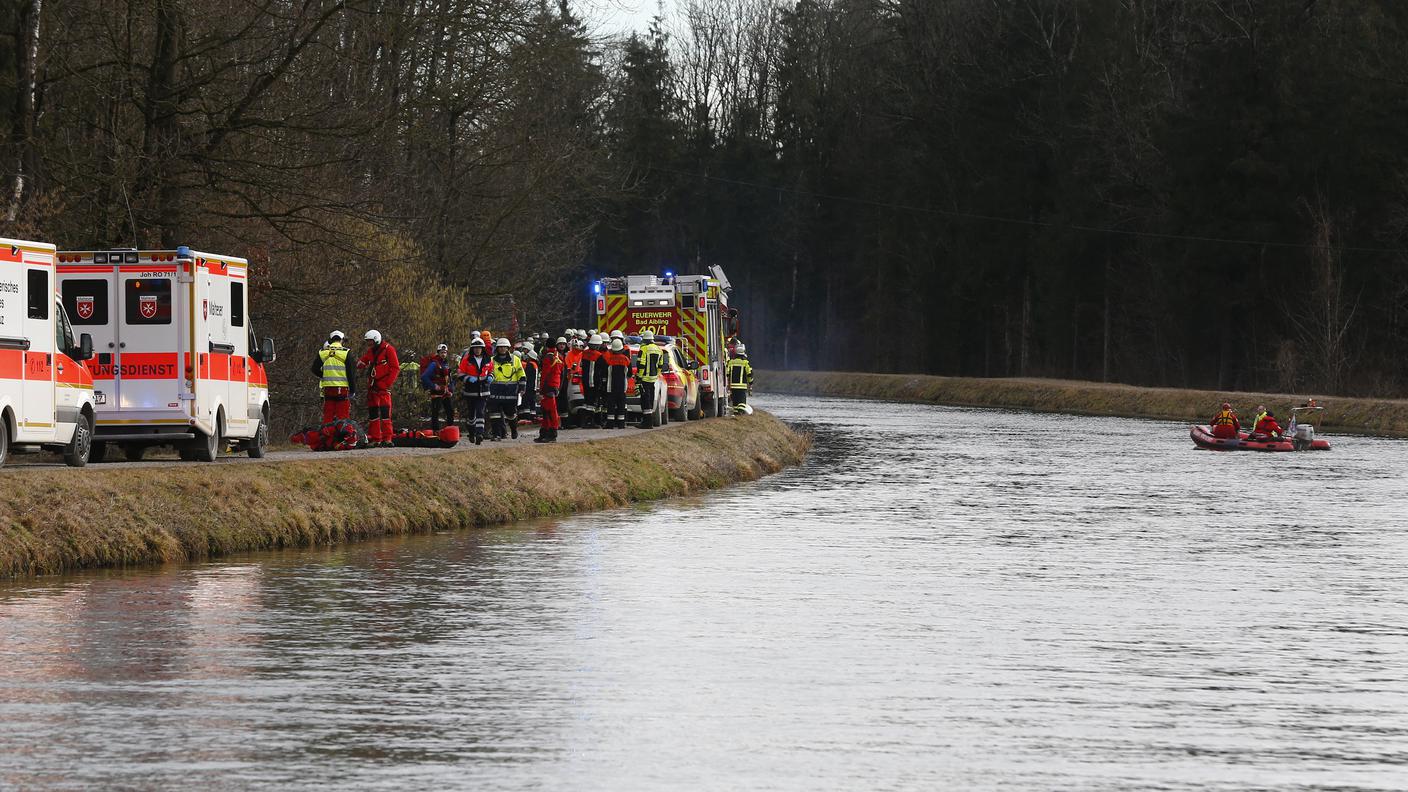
top-left (124, 278), bottom-right (172, 325)
top-left (27, 269), bottom-right (48, 319)
top-left (62, 279), bottom-right (109, 325)
top-left (230, 282), bottom-right (245, 327)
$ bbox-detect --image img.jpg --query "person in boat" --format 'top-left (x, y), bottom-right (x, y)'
top-left (1253, 410), bottom-right (1282, 439)
top-left (1209, 402), bottom-right (1241, 438)
top-left (1251, 404), bottom-right (1268, 429)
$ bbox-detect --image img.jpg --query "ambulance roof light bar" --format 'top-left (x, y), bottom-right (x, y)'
top-left (176, 245), bottom-right (193, 259)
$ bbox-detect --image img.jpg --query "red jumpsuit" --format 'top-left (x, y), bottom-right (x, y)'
top-left (538, 349), bottom-right (563, 431)
top-left (1254, 415), bottom-right (1282, 438)
top-left (358, 342), bottom-right (400, 443)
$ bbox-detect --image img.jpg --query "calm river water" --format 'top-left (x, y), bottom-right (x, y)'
top-left (3, 395), bottom-right (1407, 790)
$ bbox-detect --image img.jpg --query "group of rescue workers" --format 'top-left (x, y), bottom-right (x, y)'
top-left (1207, 398), bottom-right (1319, 440)
top-left (312, 326), bottom-right (754, 448)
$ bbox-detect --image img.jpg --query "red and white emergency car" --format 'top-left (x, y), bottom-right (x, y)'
top-left (56, 246), bottom-right (276, 461)
top-left (0, 237), bottom-right (98, 467)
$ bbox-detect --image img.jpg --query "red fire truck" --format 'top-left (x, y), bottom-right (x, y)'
top-left (592, 266), bottom-right (738, 418)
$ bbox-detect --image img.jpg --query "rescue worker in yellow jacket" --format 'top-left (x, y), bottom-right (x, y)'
top-left (488, 337), bottom-right (526, 440)
top-left (726, 343), bottom-right (754, 411)
top-left (311, 330), bottom-right (355, 423)
top-left (635, 331), bottom-right (665, 429)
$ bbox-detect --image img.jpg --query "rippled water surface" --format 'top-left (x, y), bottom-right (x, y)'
top-left (3, 395), bottom-right (1407, 790)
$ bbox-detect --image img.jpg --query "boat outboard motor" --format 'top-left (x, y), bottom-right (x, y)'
top-left (1292, 423), bottom-right (1315, 451)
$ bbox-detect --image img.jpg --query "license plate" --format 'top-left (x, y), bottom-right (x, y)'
top-left (94, 392), bottom-right (107, 405)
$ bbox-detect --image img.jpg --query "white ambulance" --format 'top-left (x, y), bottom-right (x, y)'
top-left (0, 237), bottom-right (98, 467)
top-left (56, 246), bottom-right (276, 461)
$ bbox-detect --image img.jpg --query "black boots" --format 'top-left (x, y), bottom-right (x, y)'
top-left (534, 428), bottom-right (557, 443)
top-left (510, 421), bottom-right (519, 440)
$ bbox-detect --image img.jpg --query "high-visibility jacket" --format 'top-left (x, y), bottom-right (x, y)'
top-left (459, 353), bottom-right (493, 396)
top-left (491, 354), bottom-right (526, 385)
top-left (565, 348), bottom-right (584, 385)
top-left (637, 343), bottom-right (664, 383)
top-left (318, 344), bottom-right (351, 389)
top-left (581, 348), bottom-right (602, 389)
top-left (603, 350), bottom-right (632, 393)
top-left (727, 355), bottom-right (753, 390)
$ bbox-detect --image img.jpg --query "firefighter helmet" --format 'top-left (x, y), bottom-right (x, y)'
top-left (329, 330), bottom-right (345, 342)
top-left (496, 337), bottom-right (510, 348)
top-left (589, 333), bottom-right (603, 346)
top-left (556, 336), bottom-right (567, 345)
top-left (364, 330), bottom-right (381, 344)
top-left (610, 338), bottom-right (624, 351)
top-left (640, 330), bottom-right (655, 342)
top-left (610, 330), bottom-right (624, 340)
top-left (735, 343), bottom-right (747, 354)
top-left (470, 338), bottom-right (485, 349)
top-left (436, 343), bottom-right (448, 353)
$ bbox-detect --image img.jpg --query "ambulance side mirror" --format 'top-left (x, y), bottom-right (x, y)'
top-left (258, 337), bottom-right (277, 364)
top-left (78, 333), bottom-right (94, 362)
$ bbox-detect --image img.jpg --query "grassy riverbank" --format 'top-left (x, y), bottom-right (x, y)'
top-left (0, 413), bottom-right (809, 577)
top-left (761, 370), bottom-right (1408, 437)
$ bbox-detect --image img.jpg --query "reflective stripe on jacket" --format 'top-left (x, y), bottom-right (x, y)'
top-left (727, 356), bottom-right (753, 389)
top-left (319, 345), bottom-right (350, 389)
top-left (637, 344), bottom-right (664, 382)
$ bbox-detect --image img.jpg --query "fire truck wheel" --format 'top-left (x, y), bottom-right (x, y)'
top-left (63, 413), bottom-right (94, 468)
top-left (123, 445), bottom-right (147, 462)
top-left (247, 411), bottom-right (269, 459)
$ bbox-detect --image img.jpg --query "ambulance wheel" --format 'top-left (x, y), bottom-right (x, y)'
top-left (88, 441), bottom-right (107, 463)
top-left (670, 404), bottom-right (686, 422)
top-left (123, 445), bottom-right (147, 462)
top-left (187, 415), bottom-right (222, 462)
top-left (0, 417), bottom-right (8, 468)
top-left (247, 410), bottom-right (269, 459)
top-left (63, 412), bottom-right (94, 468)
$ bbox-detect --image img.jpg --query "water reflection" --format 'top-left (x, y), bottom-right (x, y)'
top-left (3, 395), bottom-right (1407, 790)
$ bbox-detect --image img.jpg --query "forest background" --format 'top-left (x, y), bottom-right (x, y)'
top-left (5, 0), bottom-right (1408, 427)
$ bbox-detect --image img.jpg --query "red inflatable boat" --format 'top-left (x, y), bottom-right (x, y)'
top-left (1190, 425), bottom-right (1331, 452)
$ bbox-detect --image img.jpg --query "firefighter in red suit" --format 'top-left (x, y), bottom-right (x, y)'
top-left (1253, 411), bottom-right (1282, 439)
top-left (535, 343), bottom-right (564, 443)
top-left (357, 329), bottom-right (400, 447)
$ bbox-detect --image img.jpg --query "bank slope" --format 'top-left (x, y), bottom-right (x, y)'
top-left (761, 370), bottom-right (1408, 438)
top-left (0, 413), bottom-right (809, 577)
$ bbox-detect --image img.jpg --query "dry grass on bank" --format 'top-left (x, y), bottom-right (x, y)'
top-left (0, 413), bottom-right (810, 577)
top-left (761, 370), bottom-right (1408, 437)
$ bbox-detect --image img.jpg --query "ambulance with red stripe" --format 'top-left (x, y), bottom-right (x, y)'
top-left (0, 238), bottom-right (98, 467)
top-left (56, 247), bottom-right (276, 462)
top-left (593, 266), bottom-right (738, 418)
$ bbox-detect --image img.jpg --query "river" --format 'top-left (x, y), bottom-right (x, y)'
top-left (2, 394), bottom-right (1406, 790)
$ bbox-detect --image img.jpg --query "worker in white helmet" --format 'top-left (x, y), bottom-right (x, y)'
top-left (313, 330), bottom-right (355, 424)
top-left (727, 341), bottom-right (753, 413)
top-left (356, 329), bottom-right (400, 446)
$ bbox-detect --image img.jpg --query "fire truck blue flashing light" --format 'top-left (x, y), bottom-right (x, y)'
top-left (593, 282), bottom-right (602, 295)
top-left (665, 270), bottom-right (674, 278)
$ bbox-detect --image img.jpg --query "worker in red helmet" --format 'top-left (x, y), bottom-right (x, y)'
top-left (536, 340), bottom-right (564, 443)
top-left (356, 329), bottom-right (400, 447)
top-left (1208, 402), bottom-right (1240, 439)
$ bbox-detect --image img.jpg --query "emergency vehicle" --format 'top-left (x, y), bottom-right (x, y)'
top-left (0, 238), bottom-right (97, 467)
top-left (56, 247), bottom-right (276, 462)
top-left (592, 265), bottom-right (739, 418)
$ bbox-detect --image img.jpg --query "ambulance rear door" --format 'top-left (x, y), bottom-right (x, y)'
top-left (59, 258), bottom-right (118, 413)
top-left (117, 255), bottom-right (183, 415)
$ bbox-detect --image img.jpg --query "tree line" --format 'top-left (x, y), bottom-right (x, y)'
top-left (5, 0), bottom-right (1408, 416)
